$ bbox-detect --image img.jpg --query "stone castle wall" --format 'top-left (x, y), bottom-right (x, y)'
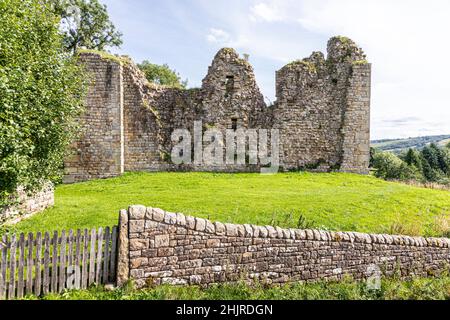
top-left (64, 53), bottom-right (124, 183)
top-left (117, 206), bottom-right (450, 288)
top-left (274, 38), bottom-right (370, 172)
top-left (65, 36), bottom-right (371, 182)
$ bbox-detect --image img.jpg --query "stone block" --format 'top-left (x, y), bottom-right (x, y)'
top-left (155, 234), bottom-right (170, 248)
top-left (129, 205), bottom-right (146, 220)
top-left (129, 220), bottom-right (145, 233)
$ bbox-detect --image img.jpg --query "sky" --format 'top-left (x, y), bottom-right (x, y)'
top-left (100, 0), bottom-right (450, 140)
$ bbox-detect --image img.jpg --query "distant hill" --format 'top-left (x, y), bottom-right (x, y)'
top-left (371, 134), bottom-right (450, 154)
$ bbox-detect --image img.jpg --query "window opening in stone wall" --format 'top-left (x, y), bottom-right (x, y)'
top-left (225, 75), bottom-right (234, 98)
top-left (231, 118), bottom-right (238, 131)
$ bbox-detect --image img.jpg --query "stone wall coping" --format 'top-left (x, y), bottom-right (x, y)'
top-left (126, 205), bottom-right (450, 248)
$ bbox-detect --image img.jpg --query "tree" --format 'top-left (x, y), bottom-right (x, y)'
top-left (137, 60), bottom-right (188, 89)
top-left (421, 144), bottom-right (441, 170)
top-left (430, 143), bottom-right (449, 175)
top-left (51, 0), bottom-right (123, 53)
top-left (403, 148), bottom-right (423, 173)
top-left (0, 0), bottom-right (86, 207)
top-left (419, 144), bottom-right (450, 182)
top-left (372, 152), bottom-right (421, 181)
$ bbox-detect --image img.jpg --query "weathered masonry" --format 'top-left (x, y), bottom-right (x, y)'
top-left (118, 206), bottom-right (450, 288)
top-left (65, 36), bottom-right (371, 183)
top-left (1, 206), bottom-right (449, 299)
top-left (0, 184), bottom-right (54, 225)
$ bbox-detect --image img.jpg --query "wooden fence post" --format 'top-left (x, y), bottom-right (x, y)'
top-left (8, 235), bottom-right (17, 300)
top-left (0, 235), bottom-right (8, 299)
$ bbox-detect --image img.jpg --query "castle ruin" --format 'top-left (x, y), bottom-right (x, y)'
top-left (64, 36), bottom-right (371, 183)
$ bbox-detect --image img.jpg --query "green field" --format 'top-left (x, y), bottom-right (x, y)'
top-left (2, 172), bottom-right (449, 237)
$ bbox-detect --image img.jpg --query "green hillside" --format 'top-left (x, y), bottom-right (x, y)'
top-left (372, 134), bottom-right (450, 154)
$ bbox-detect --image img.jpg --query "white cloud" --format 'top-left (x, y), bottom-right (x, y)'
top-left (249, 3), bottom-right (283, 22)
top-left (105, 0), bottom-right (450, 139)
top-left (273, 0), bottom-right (450, 139)
top-left (206, 28), bottom-right (251, 51)
top-left (207, 0), bottom-right (450, 138)
top-left (206, 28), bottom-right (231, 44)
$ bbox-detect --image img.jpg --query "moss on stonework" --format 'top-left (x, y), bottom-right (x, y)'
top-left (77, 49), bottom-right (131, 65)
top-left (284, 60), bottom-right (317, 73)
top-left (352, 60), bottom-right (369, 65)
top-left (144, 82), bottom-right (184, 90)
top-left (160, 151), bottom-right (171, 162)
top-left (220, 47), bottom-right (237, 54)
top-left (333, 36), bottom-right (353, 45)
top-left (143, 100), bottom-right (161, 122)
top-left (215, 47), bottom-right (252, 68)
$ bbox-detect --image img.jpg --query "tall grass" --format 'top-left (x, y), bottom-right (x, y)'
top-left (25, 275), bottom-right (450, 300)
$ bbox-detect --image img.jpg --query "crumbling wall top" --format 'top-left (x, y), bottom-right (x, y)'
top-left (327, 36), bottom-right (368, 64)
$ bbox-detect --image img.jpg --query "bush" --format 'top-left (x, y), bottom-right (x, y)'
top-left (372, 152), bottom-right (422, 181)
top-left (373, 144), bottom-right (450, 185)
top-left (0, 0), bottom-right (86, 207)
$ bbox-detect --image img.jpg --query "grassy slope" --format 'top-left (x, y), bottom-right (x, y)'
top-left (4, 172), bottom-right (449, 237)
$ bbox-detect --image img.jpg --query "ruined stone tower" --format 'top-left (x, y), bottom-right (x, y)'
top-left (274, 37), bottom-right (371, 173)
top-left (64, 36), bottom-right (371, 183)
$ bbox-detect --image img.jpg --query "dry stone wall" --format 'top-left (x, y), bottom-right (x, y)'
top-left (65, 36), bottom-right (371, 181)
top-left (0, 184), bottom-right (54, 224)
top-left (118, 206), bottom-right (450, 288)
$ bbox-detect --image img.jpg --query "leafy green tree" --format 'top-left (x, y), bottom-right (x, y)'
top-left (51, 0), bottom-right (123, 52)
top-left (421, 144), bottom-right (441, 171)
top-left (420, 158), bottom-right (440, 182)
top-left (372, 152), bottom-right (421, 181)
top-left (0, 0), bottom-right (86, 207)
top-left (137, 60), bottom-right (188, 89)
top-left (403, 148), bottom-right (423, 173)
top-left (420, 144), bottom-right (449, 181)
top-left (430, 143), bottom-right (449, 174)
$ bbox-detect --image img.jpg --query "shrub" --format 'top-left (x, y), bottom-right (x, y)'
top-left (374, 144), bottom-right (450, 185)
top-left (0, 0), bottom-right (86, 207)
top-left (372, 152), bottom-right (422, 181)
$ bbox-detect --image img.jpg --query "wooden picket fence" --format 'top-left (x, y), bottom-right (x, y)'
top-left (0, 226), bottom-right (118, 300)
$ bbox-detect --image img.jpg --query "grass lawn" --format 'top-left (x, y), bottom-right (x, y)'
top-left (2, 172), bottom-right (449, 237)
top-left (27, 276), bottom-right (450, 300)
